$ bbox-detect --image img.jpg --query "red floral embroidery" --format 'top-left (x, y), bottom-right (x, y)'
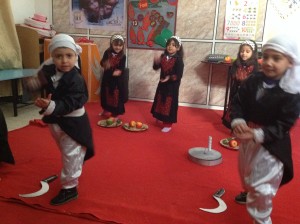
top-left (105, 87), bottom-right (119, 107)
top-left (236, 65), bottom-right (254, 81)
top-left (155, 94), bottom-right (172, 116)
top-left (109, 55), bottom-right (121, 69)
top-left (161, 56), bottom-right (176, 75)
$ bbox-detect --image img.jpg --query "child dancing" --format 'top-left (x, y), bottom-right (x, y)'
top-left (230, 35), bottom-right (300, 224)
top-left (24, 34), bottom-right (94, 206)
top-left (151, 36), bottom-right (184, 132)
top-left (222, 39), bottom-right (259, 129)
top-left (99, 34), bottom-right (126, 118)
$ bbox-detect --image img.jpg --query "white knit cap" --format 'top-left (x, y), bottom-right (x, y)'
top-left (262, 34), bottom-right (300, 94)
top-left (49, 34), bottom-right (82, 55)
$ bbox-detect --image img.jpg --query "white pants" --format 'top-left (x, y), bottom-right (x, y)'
top-left (49, 124), bottom-right (86, 189)
top-left (239, 140), bottom-right (283, 224)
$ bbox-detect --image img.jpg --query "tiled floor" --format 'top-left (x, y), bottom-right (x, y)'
top-left (1, 102), bottom-right (41, 131)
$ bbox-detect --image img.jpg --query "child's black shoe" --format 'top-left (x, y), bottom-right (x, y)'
top-left (235, 191), bottom-right (247, 204)
top-left (50, 187), bottom-right (78, 206)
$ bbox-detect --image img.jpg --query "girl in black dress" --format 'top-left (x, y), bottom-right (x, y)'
top-left (222, 40), bottom-right (259, 129)
top-left (99, 34), bottom-right (126, 118)
top-left (151, 36), bottom-right (184, 133)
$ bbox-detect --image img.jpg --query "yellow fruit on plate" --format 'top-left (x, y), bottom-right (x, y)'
top-left (129, 120), bottom-right (136, 127)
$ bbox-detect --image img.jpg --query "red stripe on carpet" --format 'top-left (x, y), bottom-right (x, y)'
top-left (1, 101), bottom-right (299, 224)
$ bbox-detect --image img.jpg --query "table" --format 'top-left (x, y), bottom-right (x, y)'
top-left (201, 61), bottom-right (232, 119)
top-left (0, 69), bottom-right (38, 116)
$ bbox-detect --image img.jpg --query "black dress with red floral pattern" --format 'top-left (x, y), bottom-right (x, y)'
top-left (100, 49), bottom-right (126, 116)
top-left (151, 53), bottom-right (184, 123)
top-left (222, 61), bottom-right (259, 129)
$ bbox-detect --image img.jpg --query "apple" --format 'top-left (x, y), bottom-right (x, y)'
top-left (229, 139), bottom-right (238, 147)
top-left (224, 56), bottom-right (231, 63)
top-left (106, 117), bottom-right (115, 125)
top-left (129, 120), bottom-right (136, 128)
top-left (258, 58), bottom-right (263, 65)
top-left (136, 121), bottom-right (143, 129)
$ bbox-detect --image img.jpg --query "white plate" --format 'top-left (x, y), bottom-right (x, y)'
top-left (97, 119), bottom-right (122, 128)
top-left (219, 137), bottom-right (239, 150)
top-left (122, 123), bottom-right (148, 132)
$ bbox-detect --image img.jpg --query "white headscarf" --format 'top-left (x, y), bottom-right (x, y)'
top-left (49, 34), bottom-right (82, 55)
top-left (262, 35), bottom-right (300, 94)
top-left (110, 34), bottom-right (124, 44)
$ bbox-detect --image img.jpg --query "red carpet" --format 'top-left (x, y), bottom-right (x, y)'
top-left (1, 100), bottom-right (300, 224)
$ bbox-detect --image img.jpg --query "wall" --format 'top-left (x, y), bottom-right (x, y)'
top-left (10, 0), bottom-right (35, 24)
top-left (49, 0), bottom-right (269, 109)
top-left (10, 0), bottom-right (300, 109)
top-left (10, 0), bottom-right (52, 24)
top-left (263, 0), bottom-right (300, 43)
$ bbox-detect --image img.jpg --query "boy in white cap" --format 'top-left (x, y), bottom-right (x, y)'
top-left (230, 34), bottom-right (300, 223)
top-left (25, 34), bottom-right (94, 206)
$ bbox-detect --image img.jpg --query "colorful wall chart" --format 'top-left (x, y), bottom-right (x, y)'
top-left (223, 0), bottom-right (259, 40)
top-left (127, 0), bottom-right (178, 50)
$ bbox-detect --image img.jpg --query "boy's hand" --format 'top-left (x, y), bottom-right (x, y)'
top-left (233, 123), bottom-right (254, 140)
top-left (234, 130), bottom-right (254, 140)
top-left (23, 76), bottom-right (41, 92)
top-left (35, 94), bottom-right (52, 109)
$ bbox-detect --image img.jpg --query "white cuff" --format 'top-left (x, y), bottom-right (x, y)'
top-left (43, 100), bottom-right (55, 115)
top-left (253, 128), bottom-right (264, 143)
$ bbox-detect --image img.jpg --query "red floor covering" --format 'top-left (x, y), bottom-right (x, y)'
top-left (1, 101), bottom-right (300, 224)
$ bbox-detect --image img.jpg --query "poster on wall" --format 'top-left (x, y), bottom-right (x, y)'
top-left (223, 0), bottom-right (259, 40)
top-left (127, 0), bottom-right (178, 50)
top-left (70, 0), bottom-right (126, 31)
top-left (270, 0), bottom-right (300, 19)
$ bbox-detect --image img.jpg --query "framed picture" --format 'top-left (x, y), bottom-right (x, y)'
top-left (127, 0), bottom-right (178, 50)
top-left (70, 0), bottom-right (126, 31)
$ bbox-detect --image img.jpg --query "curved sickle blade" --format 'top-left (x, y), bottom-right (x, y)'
top-left (199, 196), bottom-right (227, 213)
top-left (19, 181), bottom-right (49, 198)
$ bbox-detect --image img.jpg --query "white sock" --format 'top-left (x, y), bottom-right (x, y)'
top-left (161, 127), bottom-right (172, 132)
